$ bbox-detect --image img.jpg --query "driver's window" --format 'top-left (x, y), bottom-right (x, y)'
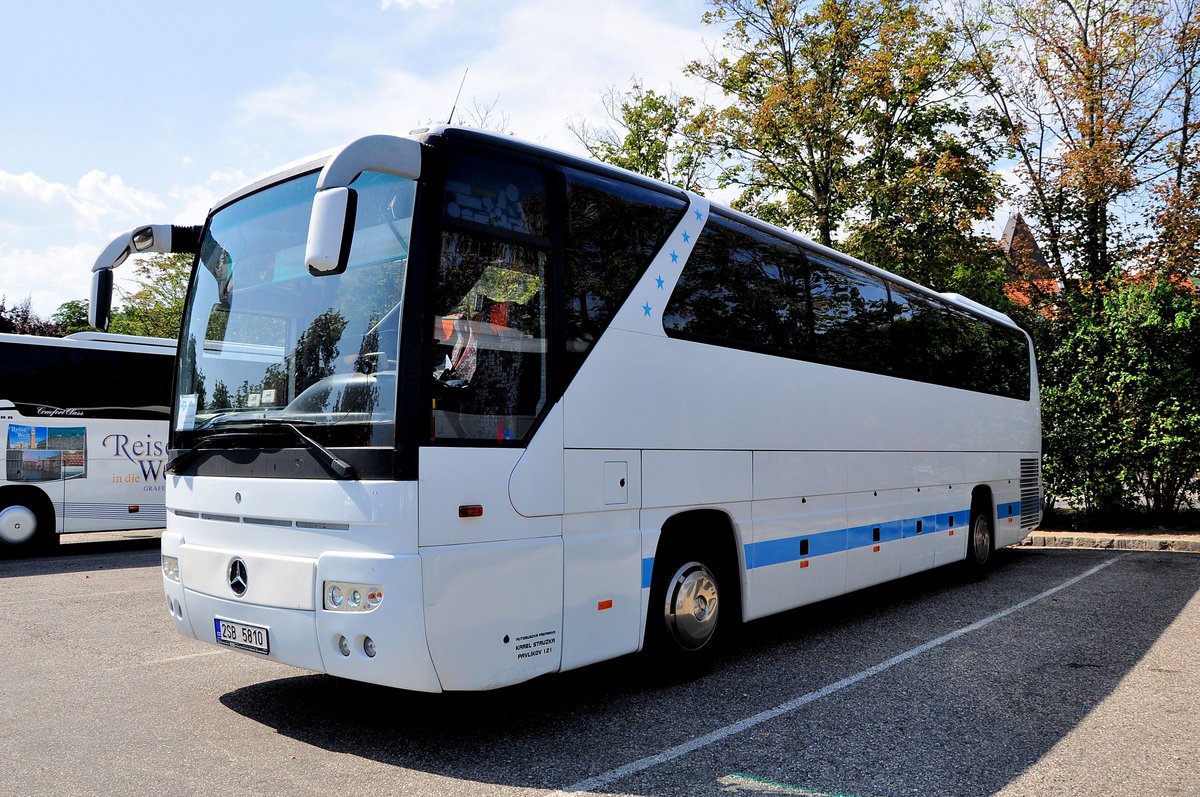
top-left (431, 152), bottom-right (550, 443)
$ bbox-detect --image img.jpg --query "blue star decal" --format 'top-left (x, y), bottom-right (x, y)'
top-left (681, 230), bottom-right (691, 243)
top-left (694, 209), bottom-right (703, 221)
top-left (643, 302), bottom-right (653, 317)
top-left (670, 250), bottom-right (679, 264)
top-left (655, 275), bottom-right (665, 289)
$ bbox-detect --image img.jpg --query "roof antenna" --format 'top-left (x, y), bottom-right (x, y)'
top-left (447, 68), bottom-right (468, 125)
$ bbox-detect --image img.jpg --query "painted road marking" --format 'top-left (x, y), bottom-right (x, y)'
top-left (549, 555), bottom-right (1125, 796)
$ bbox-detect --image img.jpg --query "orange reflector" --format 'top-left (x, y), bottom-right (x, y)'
top-left (597, 599), bottom-right (613, 611)
top-left (128, 506), bottom-right (139, 513)
top-left (800, 560), bottom-right (810, 568)
top-left (873, 545), bottom-right (881, 553)
top-left (949, 529), bottom-right (955, 536)
top-left (458, 505), bottom-right (484, 518)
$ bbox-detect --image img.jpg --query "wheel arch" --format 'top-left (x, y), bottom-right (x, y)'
top-left (651, 507), bottom-right (744, 626)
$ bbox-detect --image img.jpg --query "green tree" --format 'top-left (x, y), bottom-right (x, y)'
top-left (569, 82), bottom-right (717, 192)
top-left (1040, 278), bottom-right (1200, 516)
top-left (52, 299), bottom-right (91, 336)
top-left (109, 252), bottom-right (193, 338)
top-left (965, 0), bottom-right (1195, 290)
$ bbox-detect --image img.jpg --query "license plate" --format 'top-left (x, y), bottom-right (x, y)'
top-left (214, 618), bottom-right (270, 654)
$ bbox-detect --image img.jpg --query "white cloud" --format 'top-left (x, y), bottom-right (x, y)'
top-left (380, 0), bottom-right (454, 8)
top-left (0, 166), bottom-right (235, 318)
top-left (0, 168), bottom-right (164, 235)
top-left (232, 0), bottom-right (712, 163)
top-left (0, 242), bottom-right (103, 316)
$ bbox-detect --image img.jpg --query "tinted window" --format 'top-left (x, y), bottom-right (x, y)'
top-left (433, 153), bottom-right (551, 443)
top-left (444, 153), bottom-right (548, 237)
top-left (0, 340), bottom-right (172, 419)
top-left (564, 169), bottom-right (685, 380)
top-left (663, 214), bottom-right (808, 354)
top-left (660, 216), bottom-right (1031, 399)
top-left (806, 253), bottom-right (891, 371)
top-left (887, 283), bottom-right (1029, 399)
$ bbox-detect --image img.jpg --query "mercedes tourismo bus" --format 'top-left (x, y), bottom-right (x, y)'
top-left (90, 127), bottom-right (1041, 691)
top-left (0, 331), bottom-right (173, 554)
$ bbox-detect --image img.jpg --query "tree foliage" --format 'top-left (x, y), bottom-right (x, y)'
top-left (0, 295), bottom-right (60, 336)
top-left (569, 83), bottom-right (717, 192)
top-left (108, 253), bottom-right (193, 338)
top-left (1040, 279), bottom-right (1200, 516)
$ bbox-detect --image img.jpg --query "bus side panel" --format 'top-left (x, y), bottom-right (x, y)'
top-left (418, 447), bottom-right (559, 546)
top-left (899, 486), bottom-right (939, 577)
top-left (67, 418), bottom-right (167, 532)
top-left (560, 512), bottom-right (642, 671)
top-left (844, 489), bottom-right (904, 593)
top-left (562, 329), bottom-right (1039, 457)
top-left (421, 537), bottom-right (563, 690)
top-left (561, 449), bottom-right (642, 671)
top-left (746, 494), bottom-right (847, 620)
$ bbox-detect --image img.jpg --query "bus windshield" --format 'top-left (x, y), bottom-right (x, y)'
top-left (174, 170), bottom-right (415, 448)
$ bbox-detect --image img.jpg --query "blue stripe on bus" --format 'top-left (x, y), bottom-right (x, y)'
top-left (743, 508), bottom-right (970, 571)
top-left (996, 501), bottom-right (1020, 519)
top-left (641, 557), bottom-right (655, 589)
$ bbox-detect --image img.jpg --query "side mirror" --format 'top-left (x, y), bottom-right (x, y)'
top-left (88, 224), bottom-right (204, 330)
top-left (89, 269), bottom-right (114, 331)
top-left (305, 187), bottom-right (358, 276)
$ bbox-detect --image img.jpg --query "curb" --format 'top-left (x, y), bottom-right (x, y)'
top-left (1020, 532), bottom-right (1200, 553)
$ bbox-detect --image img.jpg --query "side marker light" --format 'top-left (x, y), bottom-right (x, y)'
top-left (459, 505), bottom-right (484, 518)
top-left (597, 599), bottom-right (613, 611)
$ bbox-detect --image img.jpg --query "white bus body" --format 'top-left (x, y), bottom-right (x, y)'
top-left (103, 128), bottom-right (1040, 691)
top-left (0, 332), bottom-right (172, 552)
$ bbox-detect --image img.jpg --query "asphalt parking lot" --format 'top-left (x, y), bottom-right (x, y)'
top-left (1, 540), bottom-right (1197, 797)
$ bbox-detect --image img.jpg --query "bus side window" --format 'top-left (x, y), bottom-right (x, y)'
top-left (432, 150), bottom-right (551, 444)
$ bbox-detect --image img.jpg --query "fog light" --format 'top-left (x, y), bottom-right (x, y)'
top-left (338, 635), bottom-right (351, 657)
top-left (161, 555), bottom-right (180, 582)
top-left (363, 636), bottom-right (377, 658)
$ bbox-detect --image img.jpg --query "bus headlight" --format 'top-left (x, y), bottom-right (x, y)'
top-left (322, 580), bottom-right (383, 612)
top-left (162, 555), bottom-right (181, 582)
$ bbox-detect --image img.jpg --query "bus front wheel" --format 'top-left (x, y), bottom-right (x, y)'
top-left (0, 496), bottom-right (58, 556)
top-left (646, 548), bottom-right (725, 674)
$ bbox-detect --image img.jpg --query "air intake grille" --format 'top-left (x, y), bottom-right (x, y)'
top-left (1020, 458), bottom-right (1041, 529)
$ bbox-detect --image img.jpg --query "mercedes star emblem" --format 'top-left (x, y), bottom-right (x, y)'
top-left (228, 558), bottom-right (249, 597)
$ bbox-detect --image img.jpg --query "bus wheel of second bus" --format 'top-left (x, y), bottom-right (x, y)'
top-left (0, 491), bottom-right (58, 556)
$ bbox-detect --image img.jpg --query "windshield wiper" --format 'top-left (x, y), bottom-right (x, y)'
top-left (168, 421), bottom-right (357, 479)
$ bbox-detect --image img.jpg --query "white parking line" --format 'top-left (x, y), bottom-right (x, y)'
top-left (101, 650), bottom-right (226, 673)
top-left (549, 555), bottom-right (1126, 796)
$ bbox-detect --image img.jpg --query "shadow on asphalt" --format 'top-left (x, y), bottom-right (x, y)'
top-left (0, 535), bottom-right (160, 577)
top-left (217, 550), bottom-right (1200, 796)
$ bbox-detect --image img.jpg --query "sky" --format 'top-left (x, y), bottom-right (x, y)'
top-left (0, 0), bottom-right (717, 318)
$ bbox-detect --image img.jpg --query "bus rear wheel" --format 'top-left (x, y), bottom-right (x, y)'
top-left (962, 504), bottom-right (994, 579)
top-left (0, 496), bottom-right (58, 557)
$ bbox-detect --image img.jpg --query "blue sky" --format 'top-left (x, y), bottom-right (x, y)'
top-left (0, 0), bottom-right (714, 317)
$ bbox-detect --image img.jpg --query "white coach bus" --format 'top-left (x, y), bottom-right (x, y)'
top-left (0, 331), bottom-right (173, 554)
top-left (91, 127), bottom-right (1041, 691)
